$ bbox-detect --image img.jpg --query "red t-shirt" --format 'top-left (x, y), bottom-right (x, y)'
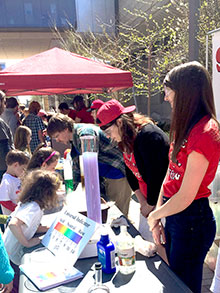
top-left (163, 116), bottom-right (220, 200)
top-left (76, 108), bottom-right (94, 123)
top-left (68, 109), bottom-right (77, 120)
top-left (123, 152), bottom-right (147, 198)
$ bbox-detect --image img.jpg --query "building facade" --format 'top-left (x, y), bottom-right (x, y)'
top-left (0, 0), bottom-right (171, 123)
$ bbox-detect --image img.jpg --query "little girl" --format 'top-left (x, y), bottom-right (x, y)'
top-left (27, 146), bottom-right (65, 215)
top-left (27, 145), bottom-right (60, 172)
top-left (14, 126), bottom-right (32, 158)
top-left (3, 170), bottom-right (61, 291)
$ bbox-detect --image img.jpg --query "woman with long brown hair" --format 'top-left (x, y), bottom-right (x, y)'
top-left (148, 61), bottom-right (220, 293)
top-left (14, 125), bottom-right (32, 158)
top-left (96, 99), bottom-right (169, 218)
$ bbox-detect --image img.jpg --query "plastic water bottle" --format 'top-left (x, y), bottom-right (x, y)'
top-left (116, 225), bottom-right (136, 274)
top-left (45, 135), bottom-right (51, 147)
top-left (63, 149), bottom-right (74, 193)
top-left (97, 233), bottom-right (116, 274)
top-left (55, 158), bottom-right (64, 180)
top-left (88, 262), bottom-right (110, 293)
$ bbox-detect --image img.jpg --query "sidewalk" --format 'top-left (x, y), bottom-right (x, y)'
top-left (128, 197), bottom-right (214, 293)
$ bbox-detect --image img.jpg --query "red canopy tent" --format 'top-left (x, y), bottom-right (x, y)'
top-left (0, 47), bottom-right (133, 96)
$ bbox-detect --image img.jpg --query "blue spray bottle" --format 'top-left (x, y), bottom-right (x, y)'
top-left (97, 232), bottom-right (116, 274)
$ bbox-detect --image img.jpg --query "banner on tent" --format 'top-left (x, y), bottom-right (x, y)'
top-left (212, 30), bottom-right (220, 121)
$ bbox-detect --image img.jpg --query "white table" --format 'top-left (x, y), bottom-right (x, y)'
top-left (19, 186), bottom-right (192, 292)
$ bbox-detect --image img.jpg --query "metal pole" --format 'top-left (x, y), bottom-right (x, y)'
top-left (147, 45), bottom-right (151, 117)
top-left (188, 0), bottom-right (200, 61)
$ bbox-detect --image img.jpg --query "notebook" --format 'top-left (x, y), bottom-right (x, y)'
top-left (19, 262), bottom-right (83, 291)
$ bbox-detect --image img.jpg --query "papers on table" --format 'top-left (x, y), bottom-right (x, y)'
top-left (20, 208), bottom-right (99, 291)
top-left (19, 262), bottom-right (83, 291)
top-left (42, 207), bottom-right (99, 266)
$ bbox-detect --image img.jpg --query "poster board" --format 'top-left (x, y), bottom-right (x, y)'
top-left (42, 207), bottom-right (98, 266)
top-left (212, 30), bottom-right (220, 121)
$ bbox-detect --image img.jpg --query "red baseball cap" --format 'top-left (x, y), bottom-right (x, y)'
top-left (97, 99), bottom-right (136, 127)
top-left (37, 109), bottom-right (47, 117)
top-left (87, 99), bottom-right (104, 112)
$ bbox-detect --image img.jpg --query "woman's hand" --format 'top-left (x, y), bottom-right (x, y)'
top-left (140, 201), bottom-right (155, 218)
top-left (151, 222), bottom-right (166, 245)
top-left (0, 281), bottom-right (13, 293)
top-left (148, 210), bottom-right (159, 231)
top-left (135, 189), bottom-right (155, 217)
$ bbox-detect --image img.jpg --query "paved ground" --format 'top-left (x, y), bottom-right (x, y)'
top-left (128, 196), bottom-right (214, 293)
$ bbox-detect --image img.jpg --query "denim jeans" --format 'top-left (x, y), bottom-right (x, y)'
top-left (164, 197), bottom-right (216, 293)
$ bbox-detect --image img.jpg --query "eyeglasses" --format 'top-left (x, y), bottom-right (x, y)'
top-left (103, 124), bottom-right (115, 137)
top-left (100, 118), bottom-right (117, 132)
top-left (164, 86), bottom-right (172, 98)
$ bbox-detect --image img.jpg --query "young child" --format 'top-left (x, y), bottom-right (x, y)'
top-left (14, 125), bottom-right (32, 158)
top-left (0, 150), bottom-right (30, 215)
top-left (27, 146), bottom-right (65, 213)
top-left (27, 145), bottom-right (60, 172)
top-left (3, 170), bottom-right (61, 291)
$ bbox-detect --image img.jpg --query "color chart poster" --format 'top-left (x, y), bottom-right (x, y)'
top-left (42, 208), bottom-right (98, 266)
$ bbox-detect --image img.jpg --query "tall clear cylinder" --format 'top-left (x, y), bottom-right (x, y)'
top-left (80, 136), bottom-right (102, 224)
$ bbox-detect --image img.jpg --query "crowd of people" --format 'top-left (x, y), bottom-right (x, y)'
top-left (0, 64), bottom-right (220, 293)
